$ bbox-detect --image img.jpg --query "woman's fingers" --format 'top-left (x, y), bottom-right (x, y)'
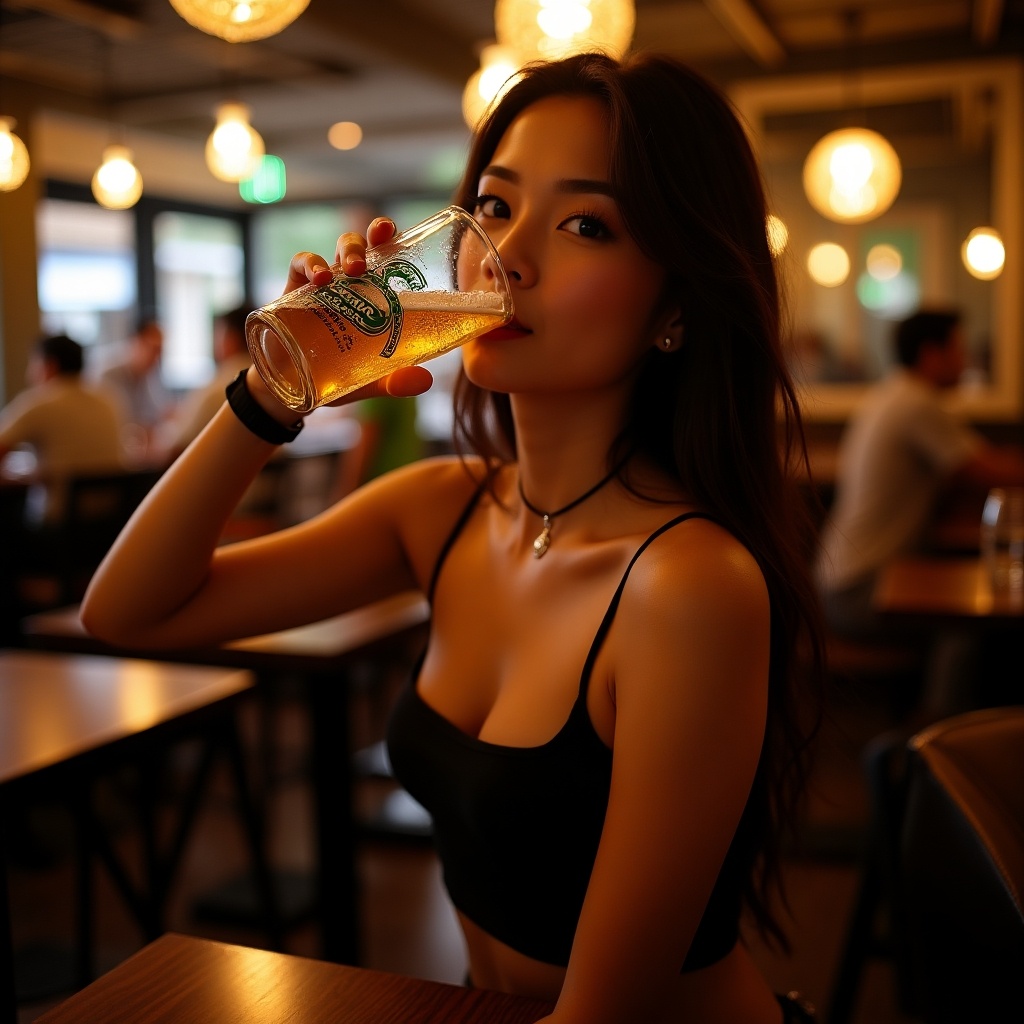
top-left (336, 217), bottom-right (396, 277)
top-left (283, 216), bottom-right (397, 296)
top-left (326, 366), bottom-right (433, 406)
top-left (284, 251), bottom-right (333, 294)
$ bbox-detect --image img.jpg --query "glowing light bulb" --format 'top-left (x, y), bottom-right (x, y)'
top-left (0, 116), bottom-right (30, 192)
top-left (91, 145), bottom-right (143, 209)
top-left (206, 103), bottom-right (264, 182)
top-left (962, 227), bottom-right (1005, 281)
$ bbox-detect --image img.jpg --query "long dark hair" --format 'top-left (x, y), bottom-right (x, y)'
top-left (451, 51), bottom-right (825, 952)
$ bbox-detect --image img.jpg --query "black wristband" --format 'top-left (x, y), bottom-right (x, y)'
top-left (225, 369), bottom-right (304, 445)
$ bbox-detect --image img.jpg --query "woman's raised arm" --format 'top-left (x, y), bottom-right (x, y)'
top-left (81, 228), bottom-right (432, 650)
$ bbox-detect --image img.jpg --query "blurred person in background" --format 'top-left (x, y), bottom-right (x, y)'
top-left (155, 305), bottom-right (252, 462)
top-left (815, 308), bottom-right (1024, 718)
top-left (0, 332), bottom-right (124, 526)
top-left (95, 315), bottom-right (174, 460)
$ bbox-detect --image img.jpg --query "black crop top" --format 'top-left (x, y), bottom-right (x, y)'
top-left (386, 487), bottom-right (759, 969)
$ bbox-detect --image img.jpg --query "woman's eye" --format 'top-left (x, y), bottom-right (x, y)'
top-left (561, 214), bottom-right (611, 240)
top-left (475, 195), bottom-right (510, 219)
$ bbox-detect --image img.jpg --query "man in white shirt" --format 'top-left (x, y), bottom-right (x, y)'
top-left (814, 309), bottom-right (1024, 716)
top-left (0, 333), bottom-right (125, 524)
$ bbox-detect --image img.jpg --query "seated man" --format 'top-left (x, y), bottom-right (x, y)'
top-left (0, 332), bottom-right (124, 525)
top-left (814, 308), bottom-right (1024, 718)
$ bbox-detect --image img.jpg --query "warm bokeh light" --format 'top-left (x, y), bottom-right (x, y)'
top-left (803, 128), bottom-right (902, 224)
top-left (495, 0), bottom-right (635, 60)
top-left (0, 116), bottom-right (30, 192)
top-left (328, 121), bottom-right (363, 151)
top-left (206, 102), bottom-right (264, 182)
top-left (168, 0), bottom-right (310, 42)
top-left (462, 45), bottom-right (522, 130)
top-left (766, 214), bottom-right (789, 256)
top-left (807, 242), bottom-right (850, 287)
top-left (961, 227), bottom-right (1005, 281)
top-left (91, 145), bottom-right (143, 209)
top-left (865, 243), bottom-right (902, 281)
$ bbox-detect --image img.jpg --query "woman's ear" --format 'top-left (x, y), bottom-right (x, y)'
top-left (653, 309), bottom-right (685, 353)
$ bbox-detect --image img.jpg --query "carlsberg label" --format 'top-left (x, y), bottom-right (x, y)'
top-left (312, 258), bottom-right (428, 357)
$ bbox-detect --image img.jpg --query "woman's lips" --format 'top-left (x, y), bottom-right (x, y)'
top-left (478, 320), bottom-right (532, 342)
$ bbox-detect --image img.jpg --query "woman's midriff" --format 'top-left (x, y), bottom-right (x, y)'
top-left (458, 912), bottom-right (783, 1023)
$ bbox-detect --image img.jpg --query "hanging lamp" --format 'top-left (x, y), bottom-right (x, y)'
top-left (206, 102), bottom-right (265, 182)
top-left (0, 116), bottom-right (30, 192)
top-left (462, 44), bottom-right (522, 129)
top-left (801, 10), bottom-right (901, 225)
top-left (961, 227), bottom-right (1005, 281)
top-left (168, 0), bottom-right (310, 43)
top-left (91, 144), bottom-right (143, 209)
top-left (494, 0), bottom-right (635, 61)
top-left (803, 127), bottom-right (902, 224)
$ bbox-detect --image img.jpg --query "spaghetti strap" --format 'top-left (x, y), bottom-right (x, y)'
top-left (427, 477), bottom-right (489, 602)
top-left (578, 511), bottom-right (723, 693)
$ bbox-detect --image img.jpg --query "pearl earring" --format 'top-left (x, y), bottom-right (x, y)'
top-left (662, 337), bottom-right (673, 350)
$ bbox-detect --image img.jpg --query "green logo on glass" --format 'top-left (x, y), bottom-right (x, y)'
top-left (312, 258), bottom-right (427, 357)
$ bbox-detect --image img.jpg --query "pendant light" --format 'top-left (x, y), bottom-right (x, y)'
top-left (91, 144), bottom-right (143, 209)
top-left (0, 116), bottom-right (30, 192)
top-left (462, 44), bottom-right (522, 130)
top-left (803, 127), bottom-right (901, 224)
top-left (802, 9), bottom-right (901, 225)
top-left (206, 102), bottom-right (265, 182)
top-left (961, 227), bottom-right (1005, 281)
top-left (168, 0), bottom-right (310, 43)
top-left (494, 0), bottom-right (635, 61)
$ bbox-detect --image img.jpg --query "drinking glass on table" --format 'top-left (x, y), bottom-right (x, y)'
top-left (981, 486), bottom-right (1024, 594)
top-left (246, 206), bottom-right (514, 413)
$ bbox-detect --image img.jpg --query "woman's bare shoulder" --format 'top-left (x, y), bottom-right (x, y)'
top-left (625, 513), bottom-right (767, 624)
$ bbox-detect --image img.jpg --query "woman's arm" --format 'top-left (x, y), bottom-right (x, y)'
top-left (81, 227), bottom-right (436, 649)
top-left (547, 520), bottom-right (772, 1024)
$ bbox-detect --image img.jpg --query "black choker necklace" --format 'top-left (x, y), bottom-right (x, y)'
top-left (518, 457), bottom-right (628, 558)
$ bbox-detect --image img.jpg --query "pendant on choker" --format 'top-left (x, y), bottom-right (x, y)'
top-left (532, 516), bottom-right (553, 558)
top-left (518, 454), bottom-right (631, 559)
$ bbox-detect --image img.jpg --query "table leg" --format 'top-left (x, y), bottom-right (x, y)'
top-left (306, 672), bottom-right (359, 964)
top-left (0, 828), bottom-right (15, 1024)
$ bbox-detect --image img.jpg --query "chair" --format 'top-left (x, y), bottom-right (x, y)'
top-left (19, 468), bottom-right (164, 608)
top-left (899, 706), bottom-right (1024, 1022)
top-left (826, 707), bottom-right (1024, 1023)
top-left (0, 481), bottom-right (31, 642)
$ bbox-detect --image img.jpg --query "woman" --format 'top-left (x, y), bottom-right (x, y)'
top-left (83, 51), bottom-right (824, 1024)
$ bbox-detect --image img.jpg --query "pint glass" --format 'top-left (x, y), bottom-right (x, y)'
top-left (246, 206), bottom-right (514, 413)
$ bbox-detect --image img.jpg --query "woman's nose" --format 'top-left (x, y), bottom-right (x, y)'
top-left (488, 232), bottom-right (533, 289)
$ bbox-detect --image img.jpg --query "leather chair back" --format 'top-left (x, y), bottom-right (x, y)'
top-left (900, 706), bottom-right (1024, 1022)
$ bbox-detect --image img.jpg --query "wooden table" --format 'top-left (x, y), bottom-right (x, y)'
top-left (0, 651), bottom-right (264, 1024)
top-left (21, 592), bottom-right (432, 966)
top-left (873, 556), bottom-right (1024, 626)
top-left (35, 932), bottom-right (555, 1024)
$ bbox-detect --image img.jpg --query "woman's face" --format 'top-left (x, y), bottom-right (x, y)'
top-left (462, 95), bottom-right (675, 397)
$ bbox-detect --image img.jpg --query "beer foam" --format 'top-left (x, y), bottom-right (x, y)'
top-left (397, 289), bottom-right (505, 314)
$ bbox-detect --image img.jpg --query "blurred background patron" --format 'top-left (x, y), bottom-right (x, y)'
top-left (0, 332), bottom-right (124, 526)
top-left (94, 316), bottom-right (174, 460)
top-left (814, 308), bottom-right (1024, 717)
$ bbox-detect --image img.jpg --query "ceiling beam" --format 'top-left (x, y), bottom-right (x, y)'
top-left (703, 0), bottom-right (787, 68)
top-left (3, 0), bottom-right (144, 38)
top-left (299, 0), bottom-right (478, 87)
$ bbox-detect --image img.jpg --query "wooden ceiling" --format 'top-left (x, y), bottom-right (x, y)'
top-left (1, 0), bottom-right (1021, 203)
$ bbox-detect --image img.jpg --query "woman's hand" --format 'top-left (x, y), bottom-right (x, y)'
top-left (336, 215), bottom-right (398, 276)
top-left (329, 217), bottom-right (433, 402)
top-left (270, 219), bottom-right (433, 404)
